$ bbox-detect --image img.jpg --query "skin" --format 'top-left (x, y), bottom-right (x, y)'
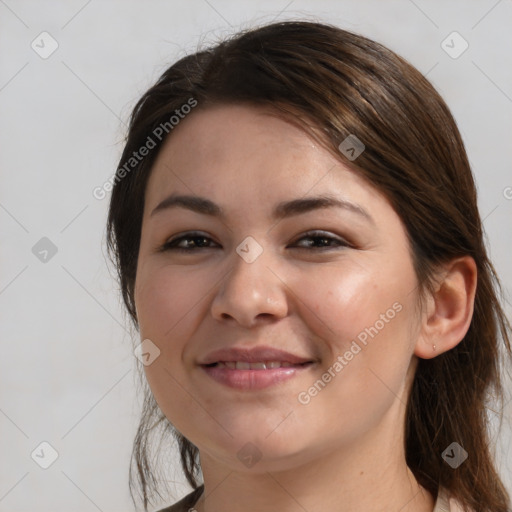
top-left (134, 104), bottom-right (477, 512)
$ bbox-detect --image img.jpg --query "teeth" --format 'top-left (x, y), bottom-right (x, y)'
top-left (249, 362), bottom-right (267, 370)
top-left (213, 361), bottom-right (305, 370)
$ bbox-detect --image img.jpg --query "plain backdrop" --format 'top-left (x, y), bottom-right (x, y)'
top-left (1, 1), bottom-right (511, 511)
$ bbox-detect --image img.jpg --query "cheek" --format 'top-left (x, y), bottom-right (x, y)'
top-left (135, 264), bottom-right (206, 340)
top-left (294, 262), bottom-right (405, 350)
top-left (295, 262), bottom-right (416, 394)
top-left (134, 265), bottom-right (212, 433)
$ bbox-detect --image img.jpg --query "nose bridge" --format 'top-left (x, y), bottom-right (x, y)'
top-left (210, 235), bottom-right (287, 325)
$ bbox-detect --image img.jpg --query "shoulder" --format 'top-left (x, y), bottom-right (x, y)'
top-left (155, 485), bottom-right (204, 512)
top-left (434, 486), bottom-right (472, 512)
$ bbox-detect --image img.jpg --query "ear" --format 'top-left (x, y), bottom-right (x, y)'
top-left (414, 256), bottom-right (477, 359)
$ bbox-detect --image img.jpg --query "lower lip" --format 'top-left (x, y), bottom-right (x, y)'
top-left (200, 364), bottom-right (313, 390)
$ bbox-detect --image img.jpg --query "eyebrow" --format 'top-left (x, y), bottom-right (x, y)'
top-left (150, 193), bottom-right (374, 224)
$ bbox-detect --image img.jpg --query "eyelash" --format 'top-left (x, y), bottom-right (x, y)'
top-left (159, 230), bottom-right (351, 253)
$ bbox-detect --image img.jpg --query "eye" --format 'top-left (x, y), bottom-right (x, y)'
top-left (160, 231), bottom-right (218, 252)
top-left (290, 230), bottom-right (351, 250)
top-left (159, 230), bottom-right (351, 253)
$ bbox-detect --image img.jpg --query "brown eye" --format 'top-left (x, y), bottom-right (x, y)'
top-left (291, 231), bottom-right (350, 250)
top-left (159, 230), bottom-right (351, 253)
top-left (161, 232), bottom-right (218, 252)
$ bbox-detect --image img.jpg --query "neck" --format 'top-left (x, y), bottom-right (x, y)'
top-left (195, 424), bottom-right (434, 512)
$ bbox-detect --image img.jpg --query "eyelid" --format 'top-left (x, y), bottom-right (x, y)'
top-left (289, 230), bottom-right (351, 248)
top-left (160, 230), bottom-right (216, 251)
top-left (159, 229), bottom-right (352, 252)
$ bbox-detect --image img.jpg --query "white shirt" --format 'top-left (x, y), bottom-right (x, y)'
top-left (434, 487), bottom-right (468, 512)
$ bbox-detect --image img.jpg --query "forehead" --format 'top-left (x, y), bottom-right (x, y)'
top-left (143, 103), bottom-right (392, 226)
top-left (148, 104), bottom-right (345, 192)
top-left (153, 104), bottom-right (319, 173)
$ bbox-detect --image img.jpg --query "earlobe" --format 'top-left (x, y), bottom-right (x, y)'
top-left (414, 256), bottom-right (477, 360)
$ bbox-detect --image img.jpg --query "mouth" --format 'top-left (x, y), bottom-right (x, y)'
top-left (200, 358), bottom-right (315, 390)
top-left (202, 360), bottom-right (314, 370)
top-left (198, 345), bottom-right (316, 390)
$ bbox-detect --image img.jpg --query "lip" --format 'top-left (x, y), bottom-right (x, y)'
top-left (199, 346), bottom-right (315, 391)
top-left (199, 346), bottom-right (313, 365)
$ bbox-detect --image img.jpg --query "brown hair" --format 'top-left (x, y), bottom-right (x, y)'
top-left (106, 20), bottom-right (512, 512)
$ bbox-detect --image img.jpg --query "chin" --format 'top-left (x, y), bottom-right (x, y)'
top-left (201, 437), bottom-right (313, 474)
top-left (195, 425), bottom-right (313, 468)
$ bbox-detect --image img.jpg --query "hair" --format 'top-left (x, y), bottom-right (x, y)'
top-left (106, 19), bottom-right (512, 512)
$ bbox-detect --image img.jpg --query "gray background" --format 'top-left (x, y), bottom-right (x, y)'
top-left (1, 1), bottom-right (511, 511)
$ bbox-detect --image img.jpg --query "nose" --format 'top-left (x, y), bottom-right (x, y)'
top-left (210, 243), bottom-right (288, 327)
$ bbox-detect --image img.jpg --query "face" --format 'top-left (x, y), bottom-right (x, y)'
top-left (134, 103), bottom-right (423, 473)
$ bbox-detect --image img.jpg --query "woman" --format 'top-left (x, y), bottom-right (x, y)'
top-left (106, 20), bottom-right (511, 512)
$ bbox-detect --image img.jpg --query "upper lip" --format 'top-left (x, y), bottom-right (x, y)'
top-left (199, 346), bottom-right (314, 365)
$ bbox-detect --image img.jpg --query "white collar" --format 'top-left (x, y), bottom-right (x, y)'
top-left (433, 487), bottom-right (467, 512)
